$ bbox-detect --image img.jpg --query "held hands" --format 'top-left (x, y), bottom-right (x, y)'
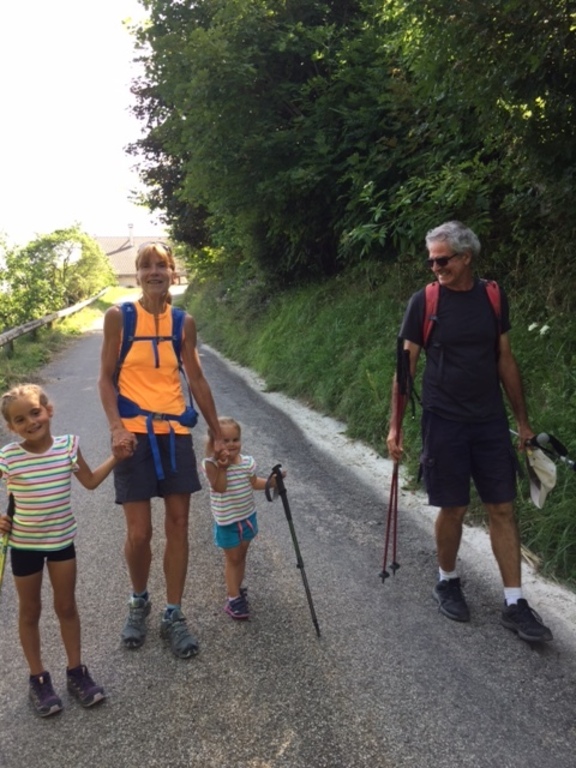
top-left (111, 427), bottom-right (137, 460)
top-left (213, 448), bottom-right (230, 470)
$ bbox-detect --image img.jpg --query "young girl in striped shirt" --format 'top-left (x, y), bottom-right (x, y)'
top-left (203, 417), bottom-right (283, 620)
top-left (0, 384), bottom-right (117, 717)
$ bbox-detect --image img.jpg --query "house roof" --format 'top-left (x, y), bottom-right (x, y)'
top-left (94, 236), bottom-right (186, 278)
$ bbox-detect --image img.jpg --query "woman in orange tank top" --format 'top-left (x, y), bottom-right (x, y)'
top-left (98, 242), bottom-right (224, 659)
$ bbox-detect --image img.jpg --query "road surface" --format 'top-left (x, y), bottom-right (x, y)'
top-left (0, 323), bottom-right (575, 768)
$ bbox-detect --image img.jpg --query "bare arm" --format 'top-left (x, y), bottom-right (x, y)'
top-left (181, 314), bottom-right (224, 454)
top-left (73, 447), bottom-right (118, 490)
top-left (204, 455), bottom-right (229, 493)
top-left (97, 306), bottom-right (137, 459)
top-left (498, 332), bottom-right (533, 449)
top-left (386, 340), bottom-right (421, 462)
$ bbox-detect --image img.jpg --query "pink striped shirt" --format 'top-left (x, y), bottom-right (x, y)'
top-left (0, 435), bottom-right (79, 551)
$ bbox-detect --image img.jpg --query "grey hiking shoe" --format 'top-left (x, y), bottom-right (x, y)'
top-left (433, 578), bottom-right (470, 622)
top-left (160, 607), bottom-right (199, 659)
top-left (501, 599), bottom-right (553, 643)
top-left (121, 596), bottom-right (151, 649)
top-left (29, 671), bottom-right (63, 717)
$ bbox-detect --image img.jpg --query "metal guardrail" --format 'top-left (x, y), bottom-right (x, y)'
top-left (0, 289), bottom-right (107, 351)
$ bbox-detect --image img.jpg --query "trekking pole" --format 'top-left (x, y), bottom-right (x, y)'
top-left (531, 433), bottom-right (576, 472)
top-left (265, 464), bottom-right (321, 638)
top-left (380, 339), bottom-right (411, 582)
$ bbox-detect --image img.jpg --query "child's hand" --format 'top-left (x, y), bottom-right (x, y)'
top-left (214, 449), bottom-right (230, 469)
top-left (0, 515), bottom-right (12, 534)
top-left (268, 470), bottom-right (287, 488)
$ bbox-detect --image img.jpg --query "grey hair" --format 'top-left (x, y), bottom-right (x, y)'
top-left (425, 221), bottom-right (481, 258)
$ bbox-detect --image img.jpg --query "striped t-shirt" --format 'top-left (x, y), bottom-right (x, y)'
top-left (0, 435), bottom-right (79, 551)
top-left (202, 454), bottom-right (257, 526)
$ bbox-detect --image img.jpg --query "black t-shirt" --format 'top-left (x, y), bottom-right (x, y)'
top-left (399, 279), bottom-right (511, 422)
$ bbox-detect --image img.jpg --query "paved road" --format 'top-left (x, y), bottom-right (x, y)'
top-left (0, 326), bottom-right (575, 768)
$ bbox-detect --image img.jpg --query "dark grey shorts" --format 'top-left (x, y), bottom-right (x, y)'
top-left (113, 433), bottom-right (202, 503)
top-left (420, 411), bottom-right (517, 507)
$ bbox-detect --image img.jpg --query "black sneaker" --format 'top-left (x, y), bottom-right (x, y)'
top-left (433, 578), bottom-right (470, 622)
top-left (29, 671), bottom-right (63, 717)
top-left (67, 665), bottom-right (106, 708)
top-left (501, 599), bottom-right (553, 643)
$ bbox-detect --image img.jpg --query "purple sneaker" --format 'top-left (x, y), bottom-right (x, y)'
top-left (66, 665), bottom-right (106, 708)
top-left (29, 671), bottom-right (63, 717)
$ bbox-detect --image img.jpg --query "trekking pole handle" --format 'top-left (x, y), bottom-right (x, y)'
top-left (265, 464), bottom-right (289, 504)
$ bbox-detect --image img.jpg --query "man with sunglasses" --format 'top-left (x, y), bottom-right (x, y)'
top-left (386, 220), bottom-right (552, 643)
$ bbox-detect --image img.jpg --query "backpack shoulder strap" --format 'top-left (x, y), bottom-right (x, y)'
top-left (113, 303), bottom-right (137, 387)
top-left (481, 279), bottom-right (501, 327)
top-left (117, 302), bottom-right (137, 370)
top-left (422, 282), bottom-right (440, 349)
top-left (170, 306), bottom-right (186, 363)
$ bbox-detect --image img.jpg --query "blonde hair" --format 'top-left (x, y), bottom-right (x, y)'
top-left (135, 241), bottom-right (176, 271)
top-left (1, 384), bottom-right (51, 424)
top-left (206, 417), bottom-right (241, 455)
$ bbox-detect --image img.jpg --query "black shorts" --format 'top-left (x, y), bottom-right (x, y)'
top-left (11, 543), bottom-right (76, 578)
top-left (420, 411), bottom-right (517, 507)
top-left (114, 432), bottom-right (202, 504)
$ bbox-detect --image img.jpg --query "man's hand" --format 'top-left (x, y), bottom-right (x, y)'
top-left (386, 428), bottom-right (403, 463)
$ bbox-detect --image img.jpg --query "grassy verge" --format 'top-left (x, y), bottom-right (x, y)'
top-left (185, 271), bottom-right (576, 588)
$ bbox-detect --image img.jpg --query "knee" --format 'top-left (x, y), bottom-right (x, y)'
top-left (166, 511), bottom-right (189, 538)
top-left (126, 524), bottom-right (152, 549)
top-left (439, 506), bottom-right (467, 524)
top-left (54, 598), bottom-right (78, 622)
top-left (20, 600), bottom-right (42, 625)
top-left (487, 502), bottom-right (516, 524)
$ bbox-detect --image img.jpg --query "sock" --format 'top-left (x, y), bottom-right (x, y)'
top-left (504, 587), bottom-right (523, 606)
top-left (164, 603), bottom-right (180, 617)
top-left (439, 568), bottom-right (459, 581)
top-left (228, 595), bottom-right (240, 602)
top-left (67, 664), bottom-right (84, 676)
top-left (132, 590), bottom-right (149, 603)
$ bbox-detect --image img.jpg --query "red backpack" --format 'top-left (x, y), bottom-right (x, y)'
top-left (422, 279), bottom-right (501, 348)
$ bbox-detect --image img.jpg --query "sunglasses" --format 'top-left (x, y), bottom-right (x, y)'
top-left (426, 253), bottom-right (460, 269)
top-left (137, 241), bottom-right (172, 254)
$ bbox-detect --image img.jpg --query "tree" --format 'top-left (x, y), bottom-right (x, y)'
top-left (3, 227), bottom-right (116, 328)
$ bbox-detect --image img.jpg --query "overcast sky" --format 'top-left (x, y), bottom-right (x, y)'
top-left (0, 0), bottom-right (165, 247)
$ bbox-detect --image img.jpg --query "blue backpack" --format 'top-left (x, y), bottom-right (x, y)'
top-left (114, 302), bottom-right (198, 479)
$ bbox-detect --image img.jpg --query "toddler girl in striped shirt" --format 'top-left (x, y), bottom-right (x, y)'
top-left (203, 417), bottom-right (283, 620)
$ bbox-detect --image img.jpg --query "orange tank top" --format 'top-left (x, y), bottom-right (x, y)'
top-left (118, 302), bottom-right (189, 435)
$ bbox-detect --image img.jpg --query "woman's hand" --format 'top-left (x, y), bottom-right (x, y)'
top-left (111, 427), bottom-right (137, 460)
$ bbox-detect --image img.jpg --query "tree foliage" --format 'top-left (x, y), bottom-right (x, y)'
top-left (0, 227), bottom-right (116, 329)
top-left (130, 0), bottom-right (576, 305)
